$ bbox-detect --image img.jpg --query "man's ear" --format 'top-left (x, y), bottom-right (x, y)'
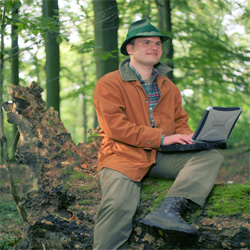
top-left (126, 44), bottom-right (133, 55)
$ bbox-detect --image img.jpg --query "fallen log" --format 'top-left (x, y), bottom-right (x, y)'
top-left (3, 82), bottom-right (250, 250)
top-left (3, 82), bottom-right (99, 249)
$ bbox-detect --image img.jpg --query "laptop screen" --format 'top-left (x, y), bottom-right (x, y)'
top-left (192, 107), bottom-right (242, 142)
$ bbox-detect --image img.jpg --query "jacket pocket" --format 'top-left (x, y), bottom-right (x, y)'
top-left (110, 141), bottom-right (150, 163)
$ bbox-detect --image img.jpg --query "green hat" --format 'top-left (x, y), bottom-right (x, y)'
top-left (120, 18), bottom-right (170, 56)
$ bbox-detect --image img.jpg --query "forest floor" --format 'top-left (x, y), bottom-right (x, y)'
top-left (0, 147), bottom-right (249, 249)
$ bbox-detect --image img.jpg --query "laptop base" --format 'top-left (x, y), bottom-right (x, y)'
top-left (160, 141), bottom-right (227, 153)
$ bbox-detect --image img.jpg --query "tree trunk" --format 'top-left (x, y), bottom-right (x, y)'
top-left (42, 0), bottom-right (60, 114)
top-left (0, 3), bottom-right (6, 164)
top-left (155, 0), bottom-right (174, 82)
top-left (11, 0), bottom-right (20, 158)
top-left (81, 61), bottom-right (87, 143)
top-left (92, 0), bottom-right (119, 128)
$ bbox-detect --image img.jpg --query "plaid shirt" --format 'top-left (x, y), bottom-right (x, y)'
top-left (129, 63), bottom-right (160, 128)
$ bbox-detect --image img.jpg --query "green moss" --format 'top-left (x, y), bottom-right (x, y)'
top-left (62, 165), bottom-right (74, 175)
top-left (62, 183), bottom-right (70, 190)
top-left (62, 164), bottom-right (92, 179)
top-left (87, 132), bottom-right (100, 143)
top-left (140, 179), bottom-right (174, 211)
top-left (65, 150), bottom-right (73, 156)
top-left (48, 119), bottom-right (56, 126)
top-left (68, 205), bottom-right (80, 212)
top-left (61, 166), bottom-right (96, 196)
top-left (68, 172), bottom-right (94, 182)
top-left (68, 171), bottom-right (85, 181)
top-left (79, 199), bottom-right (96, 206)
top-left (140, 179), bottom-right (250, 220)
top-left (206, 184), bottom-right (250, 217)
top-left (77, 184), bottom-right (95, 193)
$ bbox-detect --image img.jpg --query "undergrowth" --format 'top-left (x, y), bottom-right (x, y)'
top-left (0, 194), bottom-right (22, 250)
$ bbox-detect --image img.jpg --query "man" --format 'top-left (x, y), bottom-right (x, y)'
top-left (93, 18), bottom-right (223, 249)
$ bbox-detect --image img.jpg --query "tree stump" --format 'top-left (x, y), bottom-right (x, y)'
top-left (3, 82), bottom-right (100, 249)
top-left (3, 82), bottom-right (250, 250)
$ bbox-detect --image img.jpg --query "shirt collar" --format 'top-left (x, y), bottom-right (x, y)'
top-left (128, 63), bottom-right (159, 84)
top-left (119, 58), bottom-right (172, 82)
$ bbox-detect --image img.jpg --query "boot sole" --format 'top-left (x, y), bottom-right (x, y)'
top-left (139, 219), bottom-right (198, 245)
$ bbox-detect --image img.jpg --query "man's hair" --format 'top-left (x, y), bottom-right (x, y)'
top-left (128, 38), bottom-right (135, 45)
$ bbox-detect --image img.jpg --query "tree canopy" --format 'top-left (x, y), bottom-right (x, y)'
top-left (1, 0), bottom-right (249, 151)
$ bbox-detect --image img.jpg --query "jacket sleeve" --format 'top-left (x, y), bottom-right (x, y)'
top-left (93, 76), bottom-right (162, 148)
top-left (174, 89), bottom-right (194, 135)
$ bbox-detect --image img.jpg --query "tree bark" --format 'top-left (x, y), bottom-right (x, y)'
top-left (155, 0), bottom-right (174, 82)
top-left (1, 2), bottom-right (7, 165)
top-left (42, 0), bottom-right (60, 114)
top-left (3, 82), bottom-right (100, 249)
top-left (11, 0), bottom-right (20, 158)
top-left (92, 0), bottom-right (119, 128)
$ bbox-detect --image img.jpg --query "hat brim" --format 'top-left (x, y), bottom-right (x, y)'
top-left (120, 32), bottom-right (170, 56)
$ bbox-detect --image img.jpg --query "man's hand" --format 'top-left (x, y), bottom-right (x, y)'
top-left (162, 134), bottom-right (194, 145)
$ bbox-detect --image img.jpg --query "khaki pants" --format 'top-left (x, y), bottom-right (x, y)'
top-left (93, 149), bottom-right (223, 250)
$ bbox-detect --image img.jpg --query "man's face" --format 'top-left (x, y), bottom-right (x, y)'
top-left (126, 37), bottom-right (162, 67)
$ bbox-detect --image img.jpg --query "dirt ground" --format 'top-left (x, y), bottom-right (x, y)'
top-left (215, 148), bottom-right (249, 185)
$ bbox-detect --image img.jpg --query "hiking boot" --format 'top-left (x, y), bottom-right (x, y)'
top-left (139, 197), bottom-right (198, 244)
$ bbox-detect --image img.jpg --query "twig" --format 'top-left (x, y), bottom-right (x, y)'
top-left (42, 242), bottom-right (46, 250)
top-left (3, 39), bottom-right (43, 62)
top-left (0, 132), bottom-right (28, 223)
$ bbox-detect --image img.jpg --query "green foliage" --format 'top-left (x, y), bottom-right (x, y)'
top-left (2, 0), bottom-right (250, 153)
top-left (99, 50), bottom-right (119, 61)
top-left (0, 195), bottom-right (22, 250)
top-left (71, 40), bottom-right (95, 54)
top-left (0, 197), bottom-right (22, 227)
top-left (0, 233), bottom-right (21, 250)
top-left (171, 0), bottom-right (250, 147)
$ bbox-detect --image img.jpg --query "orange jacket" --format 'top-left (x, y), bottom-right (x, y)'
top-left (93, 59), bottom-right (193, 182)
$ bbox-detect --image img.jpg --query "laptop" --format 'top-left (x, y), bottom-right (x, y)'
top-left (160, 106), bottom-right (242, 152)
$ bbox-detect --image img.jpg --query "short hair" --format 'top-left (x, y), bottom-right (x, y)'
top-left (128, 38), bottom-right (136, 45)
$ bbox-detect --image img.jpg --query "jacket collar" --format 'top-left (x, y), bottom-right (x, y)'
top-left (119, 58), bottom-right (172, 82)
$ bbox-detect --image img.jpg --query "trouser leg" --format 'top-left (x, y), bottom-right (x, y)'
top-left (93, 168), bottom-right (141, 250)
top-left (147, 149), bottom-right (224, 206)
